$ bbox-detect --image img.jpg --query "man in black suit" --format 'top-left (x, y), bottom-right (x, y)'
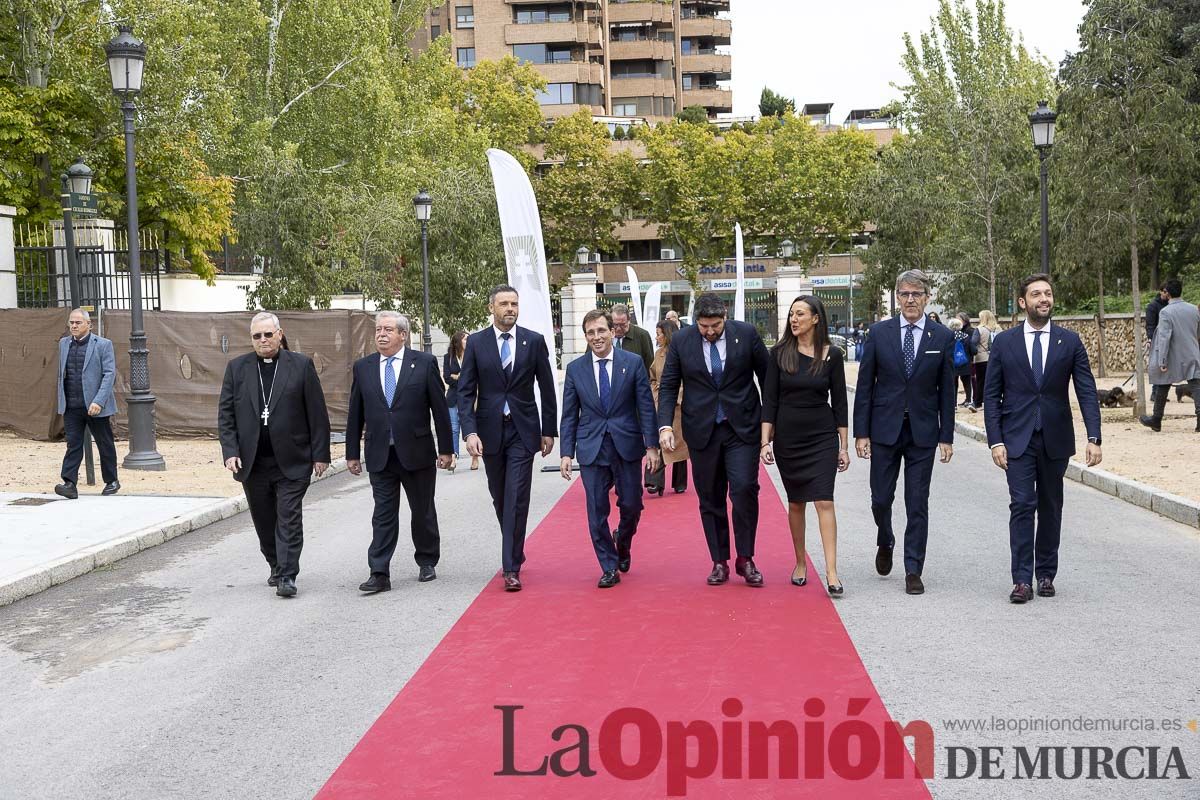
top-left (657, 293), bottom-right (769, 586)
top-left (853, 269), bottom-right (955, 596)
top-left (611, 303), bottom-right (655, 372)
top-left (984, 273), bottom-right (1102, 604)
top-left (457, 285), bottom-right (558, 592)
top-left (219, 312), bottom-right (331, 598)
top-left (346, 311), bottom-right (454, 593)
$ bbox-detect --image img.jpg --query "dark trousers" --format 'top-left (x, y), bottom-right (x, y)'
top-left (689, 421), bottom-right (759, 562)
top-left (367, 449), bottom-right (440, 576)
top-left (973, 362), bottom-right (988, 407)
top-left (645, 458), bottom-right (688, 493)
top-left (242, 456), bottom-right (310, 579)
top-left (958, 372), bottom-right (973, 405)
top-left (483, 419), bottom-right (536, 573)
top-left (580, 435), bottom-right (644, 572)
top-left (60, 408), bottom-right (118, 485)
top-left (870, 418), bottom-right (937, 575)
top-left (1005, 430), bottom-right (1068, 585)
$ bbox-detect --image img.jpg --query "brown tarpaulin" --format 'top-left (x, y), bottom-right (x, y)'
top-left (0, 309), bottom-right (378, 440)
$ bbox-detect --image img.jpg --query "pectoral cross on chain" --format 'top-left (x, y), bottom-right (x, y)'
top-left (261, 406), bottom-right (270, 426)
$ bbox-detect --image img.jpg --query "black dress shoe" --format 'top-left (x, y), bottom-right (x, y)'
top-left (276, 577), bottom-right (297, 597)
top-left (503, 572), bottom-right (522, 592)
top-left (735, 557), bottom-right (764, 587)
top-left (875, 546), bottom-right (893, 576)
top-left (359, 574), bottom-right (391, 593)
top-left (418, 565), bottom-right (437, 582)
top-left (101, 480), bottom-right (121, 496)
top-left (614, 535), bottom-right (632, 573)
top-left (1036, 577), bottom-right (1055, 597)
top-left (673, 487), bottom-right (686, 494)
top-left (1138, 415), bottom-right (1161, 432)
top-left (54, 482), bottom-right (78, 500)
top-left (267, 566), bottom-right (280, 587)
top-left (598, 569), bottom-right (621, 588)
top-left (905, 573), bottom-right (925, 595)
top-left (827, 582), bottom-right (844, 597)
top-left (1009, 583), bottom-right (1033, 604)
top-left (707, 561), bottom-right (729, 585)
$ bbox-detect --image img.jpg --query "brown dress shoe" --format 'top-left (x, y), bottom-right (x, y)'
top-left (875, 547), bottom-right (893, 576)
top-left (734, 557), bottom-right (764, 587)
top-left (707, 561), bottom-right (729, 585)
top-left (905, 573), bottom-right (924, 595)
top-left (1009, 583), bottom-right (1033, 604)
top-left (503, 572), bottom-right (522, 592)
top-left (1036, 577), bottom-right (1055, 597)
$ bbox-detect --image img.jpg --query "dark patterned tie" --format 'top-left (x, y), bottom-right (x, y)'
top-left (1032, 331), bottom-right (1044, 431)
top-left (598, 358), bottom-right (610, 411)
top-left (710, 341), bottom-right (726, 423)
top-left (903, 324), bottom-right (916, 377)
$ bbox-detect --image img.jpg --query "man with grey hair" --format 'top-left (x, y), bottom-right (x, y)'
top-left (55, 308), bottom-right (120, 498)
top-left (346, 310), bottom-right (454, 592)
top-left (853, 269), bottom-right (956, 596)
top-left (610, 303), bottom-right (655, 371)
top-left (218, 311), bottom-right (331, 597)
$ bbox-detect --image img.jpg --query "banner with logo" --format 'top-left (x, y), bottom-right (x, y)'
top-left (734, 223), bottom-right (746, 321)
top-left (643, 281), bottom-right (663, 331)
top-left (625, 266), bottom-right (644, 327)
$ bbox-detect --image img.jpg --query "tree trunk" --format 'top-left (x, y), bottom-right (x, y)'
top-left (1130, 200), bottom-right (1146, 418)
top-left (1095, 265), bottom-right (1107, 379)
top-left (984, 207), bottom-right (997, 313)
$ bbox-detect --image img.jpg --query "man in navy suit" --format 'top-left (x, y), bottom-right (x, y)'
top-left (457, 285), bottom-right (558, 592)
top-left (560, 309), bottom-right (661, 588)
top-left (55, 308), bottom-right (120, 498)
top-left (984, 273), bottom-right (1102, 604)
top-left (346, 311), bottom-right (454, 593)
top-left (657, 293), bottom-right (770, 586)
top-left (854, 270), bottom-right (956, 596)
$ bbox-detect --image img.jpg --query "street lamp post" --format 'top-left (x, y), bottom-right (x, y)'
top-left (60, 158), bottom-right (94, 305)
top-left (576, 246), bottom-right (590, 272)
top-left (413, 189), bottom-right (433, 352)
top-left (107, 24), bottom-right (164, 470)
top-left (1029, 101), bottom-right (1058, 277)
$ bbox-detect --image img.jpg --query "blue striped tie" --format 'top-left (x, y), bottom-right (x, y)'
top-left (384, 356), bottom-right (396, 405)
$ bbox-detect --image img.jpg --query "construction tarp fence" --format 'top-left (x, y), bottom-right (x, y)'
top-left (0, 309), bottom-right (378, 440)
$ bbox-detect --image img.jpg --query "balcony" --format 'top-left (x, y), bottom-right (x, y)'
top-left (610, 75), bottom-right (675, 97)
top-left (505, 21), bottom-right (601, 46)
top-left (609, 38), bottom-right (674, 62)
top-left (536, 61), bottom-right (606, 85)
top-left (541, 102), bottom-right (605, 119)
top-left (682, 87), bottom-right (732, 112)
top-left (681, 52), bottom-right (730, 79)
top-left (608, 1), bottom-right (673, 24)
top-left (680, 16), bottom-right (731, 43)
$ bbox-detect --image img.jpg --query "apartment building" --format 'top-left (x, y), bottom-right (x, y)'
top-left (414, 0), bottom-right (733, 120)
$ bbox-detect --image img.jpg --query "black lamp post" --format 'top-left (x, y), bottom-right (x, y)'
top-left (1029, 100), bottom-right (1057, 277)
top-left (412, 189), bottom-right (433, 352)
top-left (107, 24), bottom-right (164, 470)
top-left (60, 158), bottom-right (93, 305)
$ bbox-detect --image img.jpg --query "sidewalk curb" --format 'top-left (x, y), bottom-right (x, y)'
top-left (0, 459), bottom-right (348, 609)
top-left (844, 384), bottom-right (1200, 531)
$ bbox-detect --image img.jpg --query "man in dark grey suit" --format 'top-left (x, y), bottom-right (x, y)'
top-left (218, 312), bottom-right (331, 597)
top-left (611, 303), bottom-right (655, 372)
top-left (1141, 278), bottom-right (1200, 432)
top-left (55, 308), bottom-right (119, 498)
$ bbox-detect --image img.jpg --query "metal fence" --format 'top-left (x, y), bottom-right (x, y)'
top-left (14, 223), bottom-right (163, 310)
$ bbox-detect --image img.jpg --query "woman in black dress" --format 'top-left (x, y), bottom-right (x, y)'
top-left (443, 331), bottom-right (469, 470)
top-left (761, 295), bottom-right (849, 596)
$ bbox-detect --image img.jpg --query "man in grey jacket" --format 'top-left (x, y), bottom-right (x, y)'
top-left (1141, 279), bottom-right (1200, 432)
top-left (55, 308), bottom-right (119, 498)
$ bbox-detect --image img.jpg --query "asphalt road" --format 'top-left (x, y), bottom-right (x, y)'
top-left (2, 422), bottom-right (1198, 799)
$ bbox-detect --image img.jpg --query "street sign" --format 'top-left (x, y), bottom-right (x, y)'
top-left (69, 192), bottom-right (98, 217)
top-left (676, 265), bottom-right (686, 278)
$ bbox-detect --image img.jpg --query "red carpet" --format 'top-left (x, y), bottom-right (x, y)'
top-left (317, 469), bottom-right (932, 798)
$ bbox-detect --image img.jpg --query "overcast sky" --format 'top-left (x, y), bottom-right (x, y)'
top-left (728, 0), bottom-right (1088, 119)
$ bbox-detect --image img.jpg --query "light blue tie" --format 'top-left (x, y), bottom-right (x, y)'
top-left (500, 333), bottom-right (512, 414)
top-left (384, 356), bottom-right (396, 405)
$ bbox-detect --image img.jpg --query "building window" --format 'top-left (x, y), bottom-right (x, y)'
top-left (613, 102), bottom-right (638, 116)
top-left (455, 6), bottom-right (474, 28)
top-left (535, 82), bottom-right (575, 105)
top-left (682, 75), bottom-right (693, 90)
top-left (515, 5), bottom-right (571, 24)
top-left (681, 39), bottom-right (693, 54)
top-left (514, 44), bottom-right (547, 64)
top-left (457, 47), bottom-right (476, 68)
top-left (431, 24), bottom-right (441, 39)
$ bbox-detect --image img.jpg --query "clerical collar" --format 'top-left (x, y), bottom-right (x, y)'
top-left (258, 355), bottom-right (275, 364)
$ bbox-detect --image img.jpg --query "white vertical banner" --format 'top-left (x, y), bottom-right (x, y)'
top-left (687, 290), bottom-right (695, 322)
top-left (487, 148), bottom-right (554, 349)
top-left (643, 282), bottom-right (663, 330)
top-left (734, 223), bottom-right (746, 321)
top-left (625, 266), bottom-right (643, 326)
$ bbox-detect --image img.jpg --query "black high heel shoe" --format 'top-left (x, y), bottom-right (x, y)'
top-left (790, 567), bottom-right (807, 587)
top-left (826, 580), bottom-right (844, 597)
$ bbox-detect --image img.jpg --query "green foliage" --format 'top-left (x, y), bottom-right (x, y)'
top-left (674, 105), bottom-right (711, 126)
top-left (758, 87), bottom-right (795, 118)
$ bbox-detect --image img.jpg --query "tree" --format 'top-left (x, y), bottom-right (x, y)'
top-left (1057, 0), bottom-right (1197, 414)
top-left (758, 86), bottom-right (795, 118)
top-left (674, 105), bottom-right (711, 126)
top-left (894, 0), bottom-right (1057, 313)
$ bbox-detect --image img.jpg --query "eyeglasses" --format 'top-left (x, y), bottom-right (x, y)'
top-left (897, 291), bottom-right (926, 300)
top-left (252, 331), bottom-right (276, 340)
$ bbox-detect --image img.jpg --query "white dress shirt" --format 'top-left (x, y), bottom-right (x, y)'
top-left (493, 325), bottom-right (516, 368)
top-left (591, 348), bottom-right (615, 396)
top-left (702, 330), bottom-right (727, 376)
top-left (900, 313), bottom-right (927, 347)
top-left (379, 347), bottom-right (404, 394)
top-left (1022, 320), bottom-right (1052, 369)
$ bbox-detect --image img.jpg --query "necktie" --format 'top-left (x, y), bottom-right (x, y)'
top-left (384, 356), bottom-right (396, 405)
top-left (903, 324), bottom-right (916, 377)
top-left (614, 337), bottom-right (623, 350)
top-left (500, 333), bottom-right (512, 415)
top-left (1032, 331), bottom-right (1044, 430)
top-left (598, 358), bottom-right (611, 411)
top-left (709, 340), bottom-right (726, 424)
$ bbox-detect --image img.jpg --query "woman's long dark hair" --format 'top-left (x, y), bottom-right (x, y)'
top-left (773, 295), bottom-right (830, 376)
top-left (655, 319), bottom-right (677, 352)
top-left (450, 330), bottom-right (467, 360)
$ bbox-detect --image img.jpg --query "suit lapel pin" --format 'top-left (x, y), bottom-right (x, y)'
top-left (410, 363), bottom-right (415, 368)
top-left (622, 367), bottom-right (626, 374)
top-left (522, 340), bottom-right (527, 346)
top-left (735, 338), bottom-right (740, 344)
top-left (1057, 339), bottom-right (1062, 345)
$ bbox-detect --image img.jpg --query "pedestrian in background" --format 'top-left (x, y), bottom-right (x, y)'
top-left (948, 316), bottom-right (975, 408)
top-left (971, 310), bottom-right (1000, 413)
top-left (1141, 279), bottom-right (1200, 432)
top-left (443, 330), bottom-right (467, 468)
top-left (646, 319), bottom-right (688, 495)
top-left (55, 308), bottom-right (120, 499)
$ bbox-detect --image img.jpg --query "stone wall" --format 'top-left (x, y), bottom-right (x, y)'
top-left (997, 313), bottom-right (1138, 374)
